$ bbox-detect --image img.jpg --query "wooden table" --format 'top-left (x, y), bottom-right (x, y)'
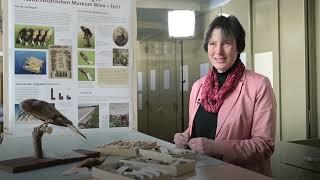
top-left (0, 129), bottom-right (272, 180)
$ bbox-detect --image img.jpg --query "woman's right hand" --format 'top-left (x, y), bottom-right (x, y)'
top-left (174, 132), bottom-right (190, 148)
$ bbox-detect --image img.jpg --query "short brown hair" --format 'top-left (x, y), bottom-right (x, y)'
top-left (203, 15), bottom-right (245, 54)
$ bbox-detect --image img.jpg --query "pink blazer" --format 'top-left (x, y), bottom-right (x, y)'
top-left (185, 69), bottom-right (276, 177)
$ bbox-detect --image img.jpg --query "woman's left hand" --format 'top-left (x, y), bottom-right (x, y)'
top-left (188, 137), bottom-right (215, 155)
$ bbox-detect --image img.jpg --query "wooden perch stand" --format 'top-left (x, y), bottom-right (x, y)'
top-left (32, 125), bottom-right (52, 158)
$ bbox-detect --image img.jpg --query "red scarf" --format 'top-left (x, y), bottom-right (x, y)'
top-left (201, 60), bottom-right (245, 113)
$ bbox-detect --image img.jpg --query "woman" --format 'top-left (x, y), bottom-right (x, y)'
top-left (174, 15), bottom-right (276, 177)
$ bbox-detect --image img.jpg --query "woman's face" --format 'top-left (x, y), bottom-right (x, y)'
top-left (207, 28), bottom-right (238, 73)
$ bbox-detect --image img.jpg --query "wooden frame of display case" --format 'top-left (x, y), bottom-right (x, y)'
top-left (0, 0), bottom-right (4, 133)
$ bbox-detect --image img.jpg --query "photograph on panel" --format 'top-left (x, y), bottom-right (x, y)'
top-left (48, 45), bottom-right (72, 79)
top-left (15, 24), bottom-right (54, 49)
top-left (112, 26), bottom-right (128, 47)
top-left (78, 25), bottom-right (95, 49)
top-left (78, 104), bottom-right (99, 129)
top-left (78, 67), bottom-right (95, 81)
top-left (112, 48), bottom-right (128, 66)
top-left (109, 102), bottom-right (129, 128)
top-left (78, 50), bottom-right (95, 66)
top-left (15, 103), bottom-right (55, 123)
top-left (15, 50), bottom-right (46, 75)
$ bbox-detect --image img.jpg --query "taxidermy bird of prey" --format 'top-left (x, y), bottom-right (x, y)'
top-left (18, 99), bottom-right (86, 139)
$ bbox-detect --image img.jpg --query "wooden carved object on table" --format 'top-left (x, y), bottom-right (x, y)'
top-left (97, 140), bottom-right (157, 156)
top-left (139, 147), bottom-right (197, 161)
top-left (120, 156), bottom-right (196, 177)
top-left (92, 162), bottom-right (170, 180)
top-left (62, 155), bottom-right (109, 176)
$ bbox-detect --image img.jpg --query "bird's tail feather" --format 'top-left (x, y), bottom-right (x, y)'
top-left (67, 124), bottom-right (86, 140)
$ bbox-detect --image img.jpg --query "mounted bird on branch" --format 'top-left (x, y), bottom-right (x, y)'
top-left (18, 99), bottom-right (86, 140)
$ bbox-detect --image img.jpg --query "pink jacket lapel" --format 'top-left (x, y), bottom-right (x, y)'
top-left (215, 73), bottom-right (246, 137)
